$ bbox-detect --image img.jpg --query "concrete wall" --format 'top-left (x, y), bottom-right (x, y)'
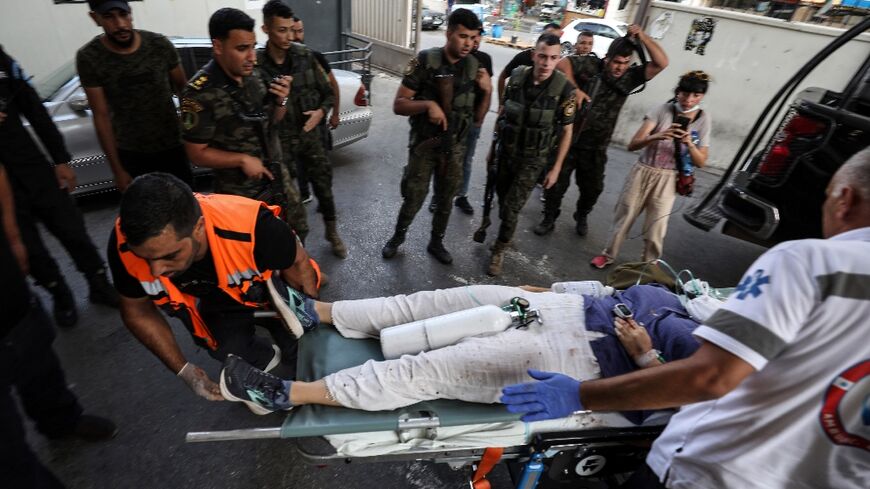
top-left (0, 0), bottom-right (346, 83)
top-left (608, 1), bottom-right (870, 169)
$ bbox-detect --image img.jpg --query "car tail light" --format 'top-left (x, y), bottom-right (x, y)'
top-left (354, 84), bottom-right (368, 107)
top-left (757, 111), bottom-right (827, 180)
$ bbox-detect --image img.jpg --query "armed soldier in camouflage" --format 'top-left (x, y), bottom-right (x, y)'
top-left (181, 8), bottom-right (309, 242)
top-left (536, 25), bottom-right (668, 238)
top-left (382, 8), bottom-right (491, 265)
top-left (486, 34), bottom-right (576, 276)
top-left (257, 1), bottom-right (346, 258)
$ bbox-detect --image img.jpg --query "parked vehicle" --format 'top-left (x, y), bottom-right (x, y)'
top-left (559, 18), bottom-right (628, 58)
top-left (684, 18), bottom-right (870, 247)
top-left (421, 8), bottom-right (445, 30)
top-left (539, 2), bottom-right (560, 21)
top-left (32, 38), bottom-right (373, 196)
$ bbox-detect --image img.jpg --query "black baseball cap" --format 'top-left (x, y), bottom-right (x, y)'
top-left (87, 0), bottom-right (131, 14)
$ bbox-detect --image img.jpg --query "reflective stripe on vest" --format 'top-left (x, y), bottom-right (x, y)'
top-left (115, 193), bottom-right (281, 350)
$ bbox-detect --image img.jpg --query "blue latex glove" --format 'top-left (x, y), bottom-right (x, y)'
top-left (499, 369), bottom-right (583, 422)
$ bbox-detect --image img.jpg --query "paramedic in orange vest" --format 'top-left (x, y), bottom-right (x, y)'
top-left (107, 173), bottom-right (318, 400)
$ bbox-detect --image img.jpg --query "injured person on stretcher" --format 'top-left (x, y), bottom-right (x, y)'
top-left (220, 280), bottom-right (708, 423)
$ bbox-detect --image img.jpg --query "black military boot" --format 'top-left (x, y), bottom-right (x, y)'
top-left (382, 227), bottom-right (407, 259)
top-left (46, 279), bottom-right (78, 328)
top-left (533, 213), bottom-right (557, 236)
top-left (574, 212), bottom-right (589, 237)
top-left (426, 233), bottom-right (453, 265)
top-left (87, 269), bottom-right (120, 308)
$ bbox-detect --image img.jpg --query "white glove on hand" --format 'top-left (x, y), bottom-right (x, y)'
top-left (177, 362), bottom-right (224, 401)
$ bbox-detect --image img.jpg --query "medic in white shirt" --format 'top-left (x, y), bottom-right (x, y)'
top-left (501, 148), bottom-right (870, 489)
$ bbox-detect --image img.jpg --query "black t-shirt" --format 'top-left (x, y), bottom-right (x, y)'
top-left (502, 49), bottom-right (533, 76)
top-left (311, 50), bottom-right (332, 74)
top-left (107, 209), bottom-right (297, 300)
top-left (472, 50), bottom-right (493, 77)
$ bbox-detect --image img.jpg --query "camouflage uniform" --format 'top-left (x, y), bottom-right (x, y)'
top-left (543, 62), bottom-right (646, 224)
top-left (488, 67), bottom-right (576, 275)
top-left (257, 44), bottom-right (345, 256)
top-left (384, 48), bottom-right (479, 259)
top-left (181, 60), bottom-right (308, 241)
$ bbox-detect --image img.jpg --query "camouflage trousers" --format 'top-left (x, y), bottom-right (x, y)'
top-left (212, 164), bottom-right (309, 242)
top-left (283, 130), bottom-right (338, 222)
top-left (543, 144), bottom-right (608, 220)
top-left (495, 155), bottom-right (549, 243)
top-left (393, 144), bottom-right (466, 237)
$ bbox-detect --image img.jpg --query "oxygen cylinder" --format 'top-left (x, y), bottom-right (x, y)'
top-left (380, 305), bottom-right (513, 360)
top-left (551, 280), bottom-right (614, 298)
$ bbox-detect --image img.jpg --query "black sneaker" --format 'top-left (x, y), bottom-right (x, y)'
top-left (88, 270), bottom-right (120, 308)
top-left (220, 354), bottom-right (292, 415)
top-left (47, 280), bottom-right (78, 328)
top-left (533, 215), bottom-right (556, 236)
top-left (47, 414), bottom-right (118, 441)
top-left (73, 415), bottom-right (118, 441)
top-left (428, 200), bottom-right (437, 213)
top-left (574, 213), bottom-right (589, 237)
top-left (301, 194), bottom-right (313, 204)
top-left (454, 196), bottom-right (474, 215)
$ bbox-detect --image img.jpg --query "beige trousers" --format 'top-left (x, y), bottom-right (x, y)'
top-left (603, 163), bottom-right (676, 262)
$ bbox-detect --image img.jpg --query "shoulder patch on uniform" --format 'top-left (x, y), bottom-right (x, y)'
top-left (189, 74), bottom-right (209, 90)
top-left (562, 95), bottom-right (577, 118)
top-left (404, 56), bottom-right (420, 76)
top-left (181, 98), bottom-right (202, 131)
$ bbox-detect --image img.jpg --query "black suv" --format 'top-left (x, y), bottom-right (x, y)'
top-left (685, 18), bottom-right (870, 247)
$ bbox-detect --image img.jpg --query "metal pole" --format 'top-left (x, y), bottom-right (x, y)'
top-left (186, 427), bottom-right (283, 443)
top-left (633, 0), bottom-right (652, 26)
top-left (414, 0), bottom-right (423, 51)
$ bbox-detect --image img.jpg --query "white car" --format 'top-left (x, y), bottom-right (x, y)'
top-left (33, 38), bottom-right (373, 196)
top-left (559, 18), bottom-right (628, 58)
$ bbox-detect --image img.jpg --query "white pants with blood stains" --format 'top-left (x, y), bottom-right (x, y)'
top-left (323, 285), bottom-right (604, 411)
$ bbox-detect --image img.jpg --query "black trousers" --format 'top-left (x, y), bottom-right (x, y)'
top-left (543, 144), bottom-right (609, 220)
top-left (194, 296), bottom-right (298, 378)
top-left (7, 164), bottom-right (106, 287)
top-left (0, 297), bottom-right (83, 488)
top-left (118, 144), bottom-right (193, 185)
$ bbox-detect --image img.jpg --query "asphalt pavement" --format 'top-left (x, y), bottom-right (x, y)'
top-left (25, 33), bottom-right (766, 488)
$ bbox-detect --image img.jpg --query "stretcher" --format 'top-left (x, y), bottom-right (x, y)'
top-left (187, 325), bottom-right (673, 487)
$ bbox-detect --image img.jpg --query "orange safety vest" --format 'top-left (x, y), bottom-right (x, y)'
top-left (114, 193), bottom-right (281, 350)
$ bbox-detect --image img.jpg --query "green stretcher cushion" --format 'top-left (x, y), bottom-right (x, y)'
top-left (280, 327), bottom-right (519, 438)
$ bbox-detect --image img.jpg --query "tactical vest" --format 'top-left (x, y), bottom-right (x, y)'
top-left (286, 43), bottom-right (325, 117)
top-left (115, 194), bottom-right (280, 350)
top-left (410, 48), bottom-right (480, 143)
top-left (567, 54), bottom-right (603, 92)
top-left (501, 66), bottom-right (568, 159)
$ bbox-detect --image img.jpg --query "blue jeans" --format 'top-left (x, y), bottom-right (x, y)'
top-left (458, 124), bottom-right (482, 198)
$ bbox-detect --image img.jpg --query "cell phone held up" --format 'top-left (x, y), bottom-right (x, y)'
top-left (674, 115), bottom-right (691, 132)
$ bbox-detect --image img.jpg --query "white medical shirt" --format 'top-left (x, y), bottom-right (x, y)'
top-left (647, 227), bottom-right (870, 489)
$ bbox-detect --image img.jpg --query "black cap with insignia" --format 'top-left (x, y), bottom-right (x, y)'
top-left (87, 0), bottom-right (131, 14)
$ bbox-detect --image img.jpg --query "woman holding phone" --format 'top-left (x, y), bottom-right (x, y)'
top-left (590, 71), bottom-right (712, 269)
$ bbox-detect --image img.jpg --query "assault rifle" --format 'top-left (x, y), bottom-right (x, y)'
top-left (245, 111), bottom-right (290, 220)
top-left (473, 128), bottom-right (500, 243)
